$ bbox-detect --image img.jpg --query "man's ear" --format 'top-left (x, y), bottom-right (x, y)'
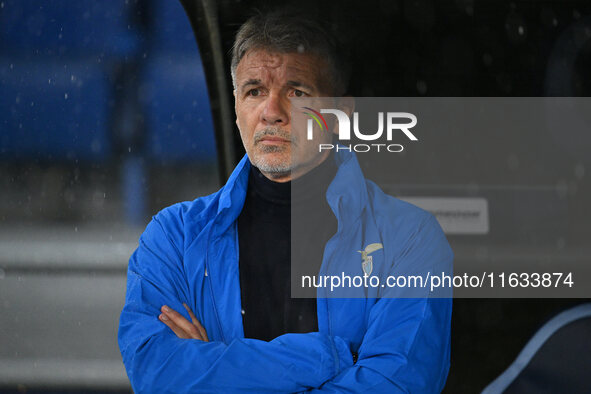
top-left (233, 90), bottom-right (239, 126)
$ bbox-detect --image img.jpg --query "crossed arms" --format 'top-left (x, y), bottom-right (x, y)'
top-left (118, 214), bottom-right (452, 393)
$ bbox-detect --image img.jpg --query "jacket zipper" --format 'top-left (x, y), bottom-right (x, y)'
top-left (205, 229), bottom-right (226, 343)
top-left (319, 230), bottom-right (342, 337)
top-left (321, 219), bottom-right (358, 336)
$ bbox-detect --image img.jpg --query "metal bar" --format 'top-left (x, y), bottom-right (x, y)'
top-left (179, 0), bottom-right (237, 182)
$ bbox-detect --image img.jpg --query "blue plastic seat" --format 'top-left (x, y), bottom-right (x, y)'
top-left (0, 0), bottom-right (141, 58)
top-left (0, 59), bottom-right (110, 162)
top-left (140, 0), bottom-right (217, 164)
top-left (0, 0), bottom-right (145, 163)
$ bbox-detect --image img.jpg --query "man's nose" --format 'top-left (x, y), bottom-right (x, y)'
top-left (261, 94), bottom-right (289, 125)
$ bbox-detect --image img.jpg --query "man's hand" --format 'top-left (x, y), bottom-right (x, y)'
top-left (159, 303), bottom-right (209, 341)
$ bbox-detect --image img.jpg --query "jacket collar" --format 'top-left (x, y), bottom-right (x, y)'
top-left (326, 149), bottom-right (368, 230)
top-left (213, 155), bottom-right (250, 235)
top-left (213, 149), bottom-right (369, 234)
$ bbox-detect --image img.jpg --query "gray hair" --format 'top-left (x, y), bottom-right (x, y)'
top-left (230, 9), bottom-right (350, 96)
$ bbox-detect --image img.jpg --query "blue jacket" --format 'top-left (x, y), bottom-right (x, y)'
top-left (118, 150), bottom-right (453, 393)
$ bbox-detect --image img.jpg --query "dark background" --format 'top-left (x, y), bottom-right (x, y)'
top-left (209, 1), bottom-right (591, 392)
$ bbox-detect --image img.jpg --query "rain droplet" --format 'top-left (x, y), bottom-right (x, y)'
top-left (573, 9), bottom-right (581, 20)
top-left (507, 154), bottom-right (519, 170)
top-left (556, 180), bottom-right (568, 199)
top-left (91, 139), bottom-right (101, 153)
top-left (416, 80), bottom-right (427, 95)
top-left (574, 163), bottom-right (585, 179)
top-left (568, 181), bottom-right (578, 196)
top-left (556, 237), bottom-right (566, 250)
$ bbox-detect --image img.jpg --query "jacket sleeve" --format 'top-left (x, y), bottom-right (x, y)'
top-left (311, 215), bottom-right (453, 393)
top-left (118, 217), bottom-right (353, 393)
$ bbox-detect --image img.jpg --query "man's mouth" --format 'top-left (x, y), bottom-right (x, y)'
top-left (258, 136), bottom-right (290, 145)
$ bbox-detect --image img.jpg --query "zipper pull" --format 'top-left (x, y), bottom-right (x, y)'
top-left (205, 267), bottom-right (208, 277)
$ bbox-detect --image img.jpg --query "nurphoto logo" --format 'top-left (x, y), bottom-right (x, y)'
top-left (302, 107), bottom-right (418, 153)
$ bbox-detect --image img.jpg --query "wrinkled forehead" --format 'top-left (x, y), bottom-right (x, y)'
top-left (235, 49), bottom-right (329, 90)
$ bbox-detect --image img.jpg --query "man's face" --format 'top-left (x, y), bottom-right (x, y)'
top-left (234, 49), bottom-right (334, 182)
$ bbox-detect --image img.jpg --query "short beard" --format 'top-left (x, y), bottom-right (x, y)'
top-left (250, 127), bottom-right (294, 176)
top-left (254, 159), bottom-right (291, 176)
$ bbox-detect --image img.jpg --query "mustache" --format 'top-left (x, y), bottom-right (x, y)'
top-left (253, 127), bottom-right (296, 144)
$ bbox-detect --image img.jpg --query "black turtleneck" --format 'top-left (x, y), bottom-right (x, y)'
top-left (237, 155), bottom-right (337, 341)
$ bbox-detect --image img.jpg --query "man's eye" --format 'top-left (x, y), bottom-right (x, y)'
top-left (293, 89), bottom-right (306, 97)
top-left (247, 89), bottom-right (260, 97)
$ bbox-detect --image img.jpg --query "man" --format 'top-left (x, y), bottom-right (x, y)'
top-left (118, 9), bottom-right (453, 393)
